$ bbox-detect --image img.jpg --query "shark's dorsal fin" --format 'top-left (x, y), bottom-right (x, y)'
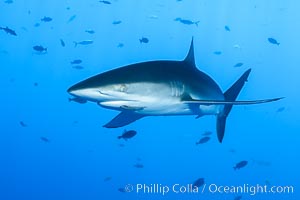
top-left (183, 38), bottom-right (196, 68)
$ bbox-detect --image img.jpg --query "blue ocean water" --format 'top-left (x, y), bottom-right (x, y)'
top-left (1, 0), bottom-right (299, 199)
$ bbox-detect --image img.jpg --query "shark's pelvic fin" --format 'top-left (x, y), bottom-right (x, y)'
top-left (103, 111), bottom-right (144, 128)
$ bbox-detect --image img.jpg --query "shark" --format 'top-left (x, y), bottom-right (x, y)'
top-left (67, 39), bottom-right (282, 143)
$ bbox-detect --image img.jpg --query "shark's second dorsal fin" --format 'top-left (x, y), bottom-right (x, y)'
top-left (183, 38), bottom-right (196, 68)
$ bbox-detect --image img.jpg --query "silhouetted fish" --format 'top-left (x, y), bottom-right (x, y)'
top-left (225, 25), bottom-right (231, 31)
top-left (234, 195), bottom-right (243, 200)
top-left (139, 37), bottom-right (149, 43)
top-left (192, 178), bottom-right (205, 188)
top-left (117, 43), bottom-right (124, 48)
top-left (276, 107), bottom-right (285, 112)
top-left (174, 18), bottom-right (199, 26)
top-left (85, 29), bottom-right (95, 34)
top-left (60, 39), bottom-right (65, 47)
top-left (268, 37), bottom-right (280, 45)
top-left (33, 82), bottom-right (38, 87)
top-left (74, 40), bottom-right (93, 47)
top-left (0, 26), bottom-right (17, 36)
top-left (118, 188), bottom-right (126, 193)
top-left (234, 63), bottom-right (244, 68)
top-left (70, 59), bottom-right (82, 65)
top-left (234, 160), bottom-right (248, 170)
top-left (104, 176), bottom-right (112, 182)
top-left (112, 20), bottom-right (122, 25)
top-left (41, 16), bottom-right (52, 22)
top-left (99, 0), bottom-right (111, 4)
top-left (67, 15), bottom-right (76, 23)
top-left (72, 65), bottom-right (84, 70)
top-left (118, 130), bottom-right (137, 140)
top-left (33, 45), bottom-right (47, 52)
top-left (134, 163), bottom-right (144, 168)
top-left (20, 121), bottom-right (27, 127)
top-left (40, 137), bottom-right (50, 143)
top-left (214, 51), bottom-right (222, 55)
top-left (68, 97), bottom-right (87, 104)
top-left (196, 136), bottom-right (210, 145)
top-left (4, 0), bottom-right (13, 4)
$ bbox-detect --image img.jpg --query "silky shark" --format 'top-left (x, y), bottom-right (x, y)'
top-left (67, 39), bottom-right (282, 143)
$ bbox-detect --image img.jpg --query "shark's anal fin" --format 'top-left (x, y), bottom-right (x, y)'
top-left (103, 111), bottom-right (144, 128)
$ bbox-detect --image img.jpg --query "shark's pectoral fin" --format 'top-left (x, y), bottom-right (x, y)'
top-left (103, 111), bottom-right (144, 128)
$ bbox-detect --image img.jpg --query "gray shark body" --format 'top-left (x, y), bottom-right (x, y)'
top-left (68, 39), bottom-right (282, 142)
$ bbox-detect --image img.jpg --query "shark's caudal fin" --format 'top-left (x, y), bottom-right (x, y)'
top-left (217, 69), bottom-right (252, 143)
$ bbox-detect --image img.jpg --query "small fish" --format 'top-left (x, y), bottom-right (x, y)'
top-left (192, 178), bottom-right (205, 188)
top-left (99, 0), bottom-right (111, 4)
top-left (59, 39), bottom-right (65, 47)
top-left (118, 188), bottom-right (126, 193)
top-left (268, 37), bottom-right (280, 45)
top-left (67, 15), bottom-right (76, 23)
top-left (33, 45), bottom-right (47, 52)
top-left (118, 144), bottom-right (125, 147)
top-left (196, 136), bottom-right (210, 145)
top-left (34, 23), bottom-right (40, 27)
top-left (112, 20), bottom-right (122, 25)
top-left (85, 29), bottom-right (95, 34)
top-left (117, 43), bottom-right (124, 48)
top-left (70, 59), bottom-right (82, 65)
top-left (74, 40), bottom-right (93, 47)
top-left (202, 131), bottom-right (212, 136)
top-left (229, 148), bottom-right (236, 153)
top-left (33, 82), bottom-right (38, 87)
top-left (148, 15), bottom-right (158, 19)
top-left (174, 18), bottom-right (200, 26)
top-left (40, 137), bottom-right (50, 143)
top-left (104, 176), bottom-right (112, 182)
top-left (68, 97), bottom-right (87, 104)
top-left (72, 65), bottom-right (84, 70)
top-left (20, 121), bottom-right (27, 127)
top-left (136, 157), bottom-right (142, 161)
top-left (225, 25), bottom-right (231, 31)
top-left (4, 0), bottom-right (13, 4)
top-left (214, 51), bottom-right (222, 55)
top-left (41, 16), bottom-right (53, 22)
top-left (265, 180), bottom-right (271, 186)
top-left (234, 195), bottom-right (243, 200)
top-left (0, 26), bottom-right (17, 36)
top-left (139, 37), bottom-right (149, 44)
top-left (233, 44), bottom-right (241, 49)
top-left (118, 130), bottom-right (137, 140)
top-left (234, 160), bottom-right (248, 170)
top-left (276, 107), bottom-right (285, 112)
top-left (134, 163), bottom-right (144, 168)
top-left (233, 62), bottom-right (244, 68)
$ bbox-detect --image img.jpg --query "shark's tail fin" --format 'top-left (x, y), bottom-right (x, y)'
top-left (217, 69), bottom-right (251, 143)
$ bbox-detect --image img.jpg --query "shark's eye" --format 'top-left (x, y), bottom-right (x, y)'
top-left (118, 84), bottom-right (128, 92)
